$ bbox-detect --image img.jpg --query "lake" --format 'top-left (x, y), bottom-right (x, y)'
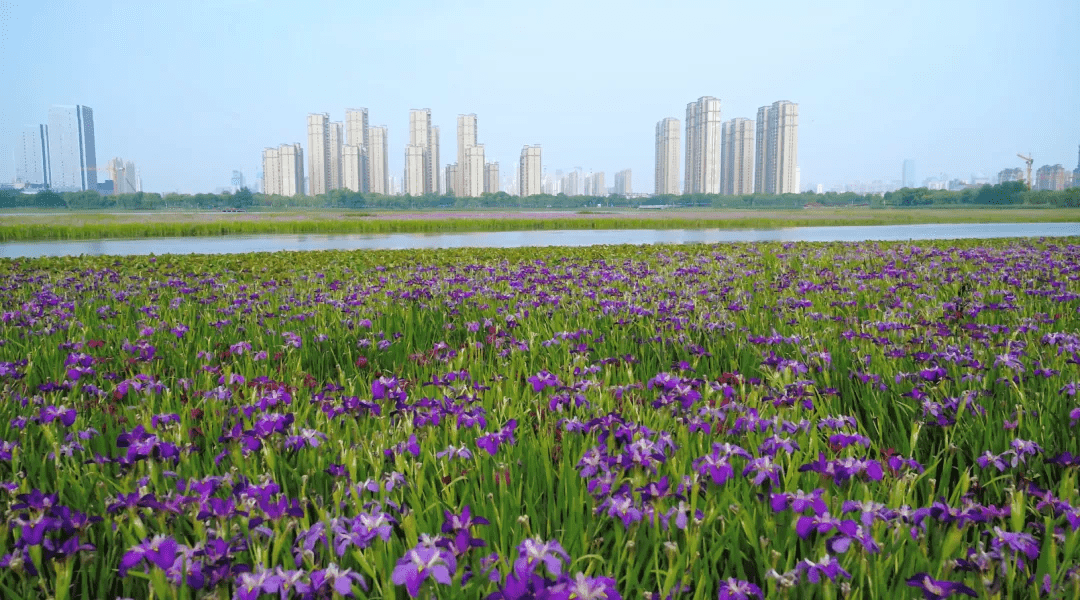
top-left (0, 222), bottom-right (1077, 258)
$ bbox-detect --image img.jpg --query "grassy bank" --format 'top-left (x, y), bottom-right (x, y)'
top-left (0, 208), bottom-right (1078, 241)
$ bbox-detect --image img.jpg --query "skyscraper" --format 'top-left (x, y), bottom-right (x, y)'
top-left (406, 145), bottom-right (425, 194)
top-left (902, 159), bottom-right (917, 188)
top-left (430, 126), bottom-right (440, 194)
top-left (519, 146), bottom-right (542, 196)
top-left (684, 96), bottom-right (722, 194)
top-left (328, 122), bottom-right (344, 191)
top-left (753, 106), bottom-right (770, 194)
top-left (263, 143), bottom-right (304, 196)
top-left (463, 145), bottom-right (485, 197)
top-left (614, 169), bottom-right (631, 195)
top-left (446, 164), bottom-right (458, 195)
top-left (15, 125), bottom-right (49, 187)
top-left (107, 158), bottom-right (140, 194)
top-left (485, 162), bottom-right (499, 194)
top-left (757, 100), bottom-right (799, 194)
top-left (367, 126), bottom-right (389, 194)
top-left (721, 118), bottom-right (754, 195)
top-left (307, 113), bottom-right (331, 196)
top-left (457, 114), bottom-right (478, 195)
top-left (404, 145), bottom-right (425, 195)
top-left (409, 109), bottom-right (438, 194)
top-left (1035, 164), bottom-right (1066, 191)
top-left (343, 145), bottom-right (363, 192)
top-left (654, 118), bottom-right (681, 195)
top-left (1073, 145), bottom-right (1080, 189)
top-left (47, 105), bottom-right (96, 191)
top-left (345, 109), bottom-right (369, 192)
top-left (262, 148), bottom-right (281, 196)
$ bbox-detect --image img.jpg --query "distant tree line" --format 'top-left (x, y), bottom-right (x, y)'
top-left (1, 181), bottom-right (1077, 211)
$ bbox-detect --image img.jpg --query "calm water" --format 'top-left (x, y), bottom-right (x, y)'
top-left (1, 222), bottom-right (1077, 258)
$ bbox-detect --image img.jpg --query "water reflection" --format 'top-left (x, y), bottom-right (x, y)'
top-left (0, 222), bottom-right (1076, 258)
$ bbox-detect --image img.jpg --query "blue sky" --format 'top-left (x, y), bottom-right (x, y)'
top-left (2, 0), bottom-right (1078, 194)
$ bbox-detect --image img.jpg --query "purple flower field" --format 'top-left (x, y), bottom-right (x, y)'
top-left (0, 239), bottom-right (1079, 599)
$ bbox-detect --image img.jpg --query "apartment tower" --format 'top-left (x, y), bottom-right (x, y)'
top-left (47, 105), bottom-right (96, 191)
top-left (345, 108), bottom-right (369, 192)
top-left (457, 114), bottom-right (479, 196)
top-left (404, 145), bottom-right (426, 195)
top-left (343, 145), bottom-right (363, 192)
top-left (263, 143), bottom-right (304, 197)
top-left (721, 118), bottom-right (754, 195)
top-left (684, 96), bottom-right (722, 194)
top-left (519, 145), bottom-right (542, 197)
top-left (408, 109), bottom-right (438, 194)
top-left (485, 162), bottom-right (500, 194)
top-left (368, 126), bottom-right (389, 194)
top-left (756, 101), bottom-right (799, 194)
top-left (614, 169), bottom-right (631, 196)
top-left (328, 122), bottom-right (344, 191)
top-left (654, 118), bottom-right (681, 195)
top-left (307, 113), bottom-right (331, 196)
top-left (16, 125), bottom-right (50, 187)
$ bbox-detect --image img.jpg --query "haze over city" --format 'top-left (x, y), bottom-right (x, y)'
top-left (2, 0), bottom-right (1078, 195)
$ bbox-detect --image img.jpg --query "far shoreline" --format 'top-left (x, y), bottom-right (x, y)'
top-left (0, 207), bottom-right (1078, 243)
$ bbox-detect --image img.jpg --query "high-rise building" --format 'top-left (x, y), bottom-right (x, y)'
top-left (307, 113), bottom-right (331, 196)
top-left (263, 148), bottom-right (281, 196)
top-left (754, 106), bottom-right (770, 194)
top-left (446, 164), bottom-right (458, 195)
top-left (684, 96), bottom-right (722, 194)
top-left (1035, 164), bottom-right (1066, 191)
top-left (757, 100), bottom-right (799, 194)
top-left (409, 109), bottom-right (438, 194)
top-left (614, 169), bottom-right (631, 195)
top-left (584, 172), bottom-right (605, 196)
top-left (15, 125), bottom-right (50, 187)
top-left (107, 158), bottom-right (140, 194)
top-left (485, 162), bottom-right (499, 194)
top-left (463, 145), bottom-right (485, 197)
top-left (1073, 145), bottom-right (1080, 188)
top-left (902, 159), bottom-right (917, 188)
top-left (431, 126), bottom-right (440, 194)
top-left (328, 122), bottom-right (344, 191)
top-left (998, 168), bottom-right (1024, 184)
top-left (231, 170), bottom-right (245, 191)
top-left (655, 118), bottom-right (681, 195)
top-left (47, 105), bottom-right (96, 191)
top-left (456, 114), bottom-right (478, 195)
top-left (721, 118), bottom-right (754, 195)
top-left (263, 143), bottom-right (304, 196)
top-left (343, 145), bottom-right (363, 192)
top-left (404, 145), bottom-right (425, 195)
top-left (345, 108), bottom-right (369, 192)
top-left (519, 146), bottom-right (542, 197)
top-left (561, 171), bottom-right (581, 196)
top-left (368, 126), bottom-right (389, 194)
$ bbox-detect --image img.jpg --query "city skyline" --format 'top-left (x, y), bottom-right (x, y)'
top-left (3, 1), bottom-right (1078, 194)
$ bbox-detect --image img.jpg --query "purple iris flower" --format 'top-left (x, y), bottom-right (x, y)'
top-left (309, 563), bottom-right (367, 597)
top-left (771, 489), bottom-right (828, 515)
top-left (795, 555), bottom-right (851, 583)
top-left (742, 456), bottom-right (782, 487)
top-left (118, 535), bottom-right (179, 577)
top-left (391, 545), bottom-right (456, 598)
top-left (717, 578), bottom-right (762, 600)
top-left (527, 370), bottom-right (561, 393)
top-left (567, 572), bottom-right (622, 600)
top-left (987, 527), bottom-right (1040, 560)
top-left (905, 573), bottom-right (977, 599)
top-left (514, 537), bottom-right (570, 578)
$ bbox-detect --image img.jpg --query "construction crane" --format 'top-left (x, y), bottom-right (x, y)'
top-left (1017, 153), bottom-right (1033, 189)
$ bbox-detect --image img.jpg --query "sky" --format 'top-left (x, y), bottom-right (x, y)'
top-left (2, 0), bottom-right (1078, 194)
